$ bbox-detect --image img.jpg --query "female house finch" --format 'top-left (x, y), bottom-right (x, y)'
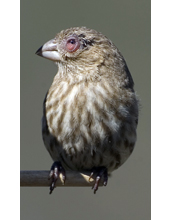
top-left (36, 27), bottom-right (139, 194)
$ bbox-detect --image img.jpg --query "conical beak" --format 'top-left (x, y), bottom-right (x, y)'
top-left (35, 39), bottom-right (61, 61)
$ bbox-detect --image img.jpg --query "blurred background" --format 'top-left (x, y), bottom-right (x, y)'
top-left (21, 0), bottom-right (150, 219)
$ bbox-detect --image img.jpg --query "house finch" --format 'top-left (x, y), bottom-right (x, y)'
top-left (36, 27), bottom-right (139, 194)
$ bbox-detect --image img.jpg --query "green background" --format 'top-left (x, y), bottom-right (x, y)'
top-left (21, 0), bottom-right (150, 219)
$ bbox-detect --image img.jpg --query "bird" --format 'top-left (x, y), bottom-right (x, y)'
top-left (35, 27), bottom-right (139, 194)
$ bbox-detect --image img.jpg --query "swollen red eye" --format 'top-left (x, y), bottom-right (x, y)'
top-left (66, 36), bottom-right (80, 52)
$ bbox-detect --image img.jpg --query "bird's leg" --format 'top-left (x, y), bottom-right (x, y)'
top-left (49, 161), bottom-right (66, 194)
top-left (89, 166), bottom-right (108, 194)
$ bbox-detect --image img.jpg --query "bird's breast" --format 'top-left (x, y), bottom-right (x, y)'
top-left (46, 80), bottom-right (121, 144)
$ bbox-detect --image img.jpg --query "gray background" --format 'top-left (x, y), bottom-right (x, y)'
top-left (21, 0), bottom-right (150, 219)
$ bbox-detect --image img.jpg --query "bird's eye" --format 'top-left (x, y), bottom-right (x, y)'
top-left (66, 36), bottom-right (80, 52)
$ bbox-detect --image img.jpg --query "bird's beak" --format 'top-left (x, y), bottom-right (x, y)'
top-left (35, 39), bottom-right (61, 61)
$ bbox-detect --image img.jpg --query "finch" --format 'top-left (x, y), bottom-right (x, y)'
top-left (36, 27), bottom-right (139, 194)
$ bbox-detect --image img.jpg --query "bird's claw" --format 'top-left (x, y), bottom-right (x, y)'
top-left (89, 167), bottom-right (108, 194)
top-left (49, 161), bottom-right (66, 194)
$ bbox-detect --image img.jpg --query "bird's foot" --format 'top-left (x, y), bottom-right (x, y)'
top-left (49, 161), bottom-right (66, 194)
top-left (89, 166), bottom-right (108, 194)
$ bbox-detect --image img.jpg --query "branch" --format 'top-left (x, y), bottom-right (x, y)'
top-left (20, 170), bottom-right (104, 187)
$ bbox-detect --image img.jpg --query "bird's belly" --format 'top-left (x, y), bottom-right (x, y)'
top-left (44, 109), bottom-right (136, 172)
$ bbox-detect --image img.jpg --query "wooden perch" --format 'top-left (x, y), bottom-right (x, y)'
top-left (20, 170), bottom-right (104, 187)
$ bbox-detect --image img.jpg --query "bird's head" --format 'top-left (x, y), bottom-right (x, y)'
top-left (36, 27), bottom-right (133, 87)
top-left (36, 27), bottom-right (119, 74)
top-left (36, 27), bottom-right (113, 61)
